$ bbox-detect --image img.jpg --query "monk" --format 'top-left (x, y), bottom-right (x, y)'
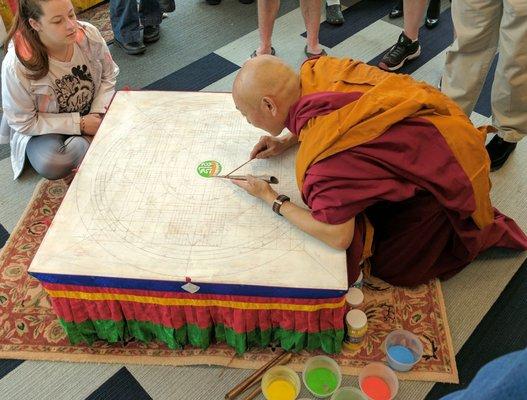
top-left (231, 55), bottom-right (527, 287)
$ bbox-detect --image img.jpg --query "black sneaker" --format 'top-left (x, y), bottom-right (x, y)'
top-left (114, 38), bottom-right (146, 55)
top-left (143, 25), bottom-right (160, 44)
top-left (378, 32), bottom-right (421, 71)
top-left (486, 135), bottom-right (517, 171)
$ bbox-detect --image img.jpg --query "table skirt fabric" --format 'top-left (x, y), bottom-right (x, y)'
top-left (40, 282), bottom-right (347, 354)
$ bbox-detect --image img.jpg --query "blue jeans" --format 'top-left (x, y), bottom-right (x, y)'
top-left (26, 135), bottom-right (90, 180)
top-left (110, 0), bottom-right (162, 44)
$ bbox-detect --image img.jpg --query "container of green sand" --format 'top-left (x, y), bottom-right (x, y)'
top-left (302, 356), bottom-right (342, 398)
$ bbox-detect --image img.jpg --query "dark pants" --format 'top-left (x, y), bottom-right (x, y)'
top-left (110, 0), bottom-right (163, 44)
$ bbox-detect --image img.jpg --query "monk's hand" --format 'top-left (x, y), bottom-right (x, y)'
top-left (250, 135), bottom-right (293, 159)
top-left (232, 175), bottom-right (277, 202)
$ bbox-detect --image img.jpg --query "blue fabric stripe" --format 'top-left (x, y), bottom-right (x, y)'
top-left (0, 224), bottom-right (9, 249)
top-left (302, 0), bottom-right (394, 48)
top-left (30, 272), bottom-right (347, 299)
top-left (368, 8), bottom-right (454, 75)
top-left (0, 359), bottom-right (24, 380)
top-left (145, 53), bottom-right (240, 91)
top-left (86, 367), bottom-right (152, 400)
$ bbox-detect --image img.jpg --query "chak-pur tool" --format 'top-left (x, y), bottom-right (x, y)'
top-left (223, 159), bottom-right (253, 177)
top-left (214, 175), bottom-right (279, 184)
top-left (219, 159), bottom-right (279, 184)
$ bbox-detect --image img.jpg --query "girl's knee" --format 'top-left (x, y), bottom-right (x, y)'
top-left (33, 160), bottom-right (73, 180)
top-left (27, 135), bottom-right (89, 179)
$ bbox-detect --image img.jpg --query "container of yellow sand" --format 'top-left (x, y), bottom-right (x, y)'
top-left (262, 365), bottom-right (301, 400)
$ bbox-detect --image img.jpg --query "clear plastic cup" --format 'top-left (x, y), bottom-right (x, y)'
top-left (330, 386), bottom-right (369, 400)
top-left (384, 329), bottom-right (423, 372)
top-left (261, 365), bottom-right (301, 400)
top-left (345, 288), bottom-right (364, 309)
top-left (302, 355), bottom-right (342, 398)
top-left (358, 362), bottom-right (399, 400)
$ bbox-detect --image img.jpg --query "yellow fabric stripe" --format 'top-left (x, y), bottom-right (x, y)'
top-left (47, 290), bottom-right (345, 312)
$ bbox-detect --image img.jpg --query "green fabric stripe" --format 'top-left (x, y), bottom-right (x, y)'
top-left (59, 319), bottom-right (344, 354)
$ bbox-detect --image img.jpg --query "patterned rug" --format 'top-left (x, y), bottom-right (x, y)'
top-left (78, 1), bottom-right (113, 44)
top-left (0, 179), bottom-right (458, 383)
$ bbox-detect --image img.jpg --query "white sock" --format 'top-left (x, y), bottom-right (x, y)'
top-left (326, 0), bottom-right (340, 6)
top-left (403, 31), bottom-right (419, 43)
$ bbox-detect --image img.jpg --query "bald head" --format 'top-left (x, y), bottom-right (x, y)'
top-left (233, 55), bottom-right (300, 111)
top-left (232, 56), bottom-right (301, 135)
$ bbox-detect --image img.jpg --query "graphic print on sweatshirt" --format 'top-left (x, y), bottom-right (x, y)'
top-left (55, 64), bottom-right (95, 116)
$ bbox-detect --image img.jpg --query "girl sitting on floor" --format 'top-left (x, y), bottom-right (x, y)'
top-left (1, 0), bottom-right (119, 180)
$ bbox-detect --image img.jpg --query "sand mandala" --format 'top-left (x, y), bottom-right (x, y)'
top-left (29, 91), bottom-right (348, 292)
top-left (197, 160), bottom-right (222, 178)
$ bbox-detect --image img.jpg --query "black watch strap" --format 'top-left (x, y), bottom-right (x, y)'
top-left (272, 194), bottom-right (290, 216)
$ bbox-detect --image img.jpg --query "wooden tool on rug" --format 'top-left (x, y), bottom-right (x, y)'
top-left (214, 174), bottom-right (279, 184)
top-left (225, 352), bottom-right (292, 400)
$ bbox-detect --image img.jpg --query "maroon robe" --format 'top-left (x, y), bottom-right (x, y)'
top-left (287, 93), bottom-right (527, 287)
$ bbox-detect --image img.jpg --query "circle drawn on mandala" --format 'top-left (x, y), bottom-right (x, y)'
top-left (77, 138), bottom-right (300, 276)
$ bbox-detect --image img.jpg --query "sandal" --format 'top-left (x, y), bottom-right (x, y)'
top-left (250, 47), bottom-right (276, 58)
top-left (305, 46), bottom-right (327, 59)
top-left (326, 4), bottom-right (344, 25)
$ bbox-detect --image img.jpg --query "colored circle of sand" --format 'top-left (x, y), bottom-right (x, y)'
top-left (387, 345), bottom-right (415, 364)
top-left (266, 379), bottom-right (296, 400)
top-left (305, 367), bottom-right (338, 395)
top-left (196, 160), bottom-right (222, 177)
top-left (361, 376), bottom-right (391, 400)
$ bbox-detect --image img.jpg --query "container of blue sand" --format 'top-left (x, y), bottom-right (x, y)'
top-left (384, 330), bottom-right (423, 372)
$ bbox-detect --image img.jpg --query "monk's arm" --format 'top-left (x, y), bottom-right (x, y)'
top-left (260, 191), bottom-right (355, 250)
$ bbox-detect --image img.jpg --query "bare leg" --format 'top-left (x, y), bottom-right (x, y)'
top-left (403, 0), bottom-right (427, 40)
top-left (256, 0), bottom-right (280, 55)
top-left (301, 0), bottom-right (323, 54)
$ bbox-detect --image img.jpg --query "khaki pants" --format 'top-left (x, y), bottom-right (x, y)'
top-left (442, 0), bottom-right (527, 142)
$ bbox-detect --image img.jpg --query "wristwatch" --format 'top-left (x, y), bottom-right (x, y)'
top-left (272, 194), bottom-right (290, 216)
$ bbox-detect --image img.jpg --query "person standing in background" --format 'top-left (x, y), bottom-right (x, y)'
top-left (326, 0), bottom-right (345, 25)
top-left (110, 0), bottom-right (163, 55)
top-left (389, 0), bottom-right (441, 29)
top-left (441, 0), bottom-right (526, 170)
top-left (252, 0), bottom-right (326, 58)
top-left (379, 0), bottom-right (441, 71)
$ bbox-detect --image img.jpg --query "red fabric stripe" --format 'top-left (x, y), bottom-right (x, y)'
top-left (43, 283), bottom-right (343, 305)
top-left (50, 297), bottom-right (345, 334)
